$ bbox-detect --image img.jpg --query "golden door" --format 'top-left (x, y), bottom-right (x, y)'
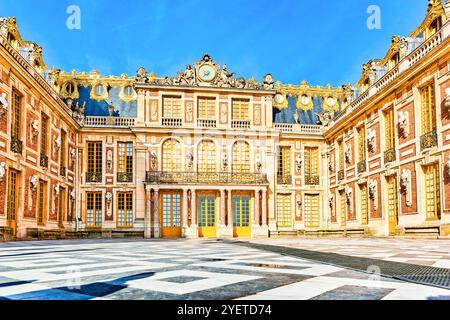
top-left (387, 175), bottom-right (398, 235)
top-left (339, 190), bottom-right (346, 227)
top-left (160, 192), bottom-right (182, 238)
top-left (6, 170), bottom-right (18, 236)
top-left (197, 193), bottom-right (217, 238)
top-left (232, 193), bottom-right (251, 238)
top-left (304, 194), bottom-right (320, 228)
top-left (425, 165), bottom-right (440, 221)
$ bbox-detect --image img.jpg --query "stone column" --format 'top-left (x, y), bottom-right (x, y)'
top-left (153, 189), bottom-right (160, 238)
top-left (190, 189), bottom-right (196, 225)
top-left (220, 189), bottom-right (226, 225)
top-left (227, 189), bottom-right (233, 227)
top-left (182, 189), bottom-right (189, 237)
top-left (262, 189), bottom-right (267, 227)
top-left (254, 190), bottom-right (260, 226)
top-left (144, 188), bottom-right (151, 239)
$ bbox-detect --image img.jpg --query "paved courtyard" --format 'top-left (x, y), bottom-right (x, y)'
top-left (0, 239), bottom-right (449, 300)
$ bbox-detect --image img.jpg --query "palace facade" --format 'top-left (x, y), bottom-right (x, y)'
top-left (1, 1), bottom-right (450, 240)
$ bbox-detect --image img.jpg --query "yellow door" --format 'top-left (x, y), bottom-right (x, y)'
top-left (198, 193), bottom-right (217, 238)
top-left (425, 165), bottom-right (440, 221)
top-left (160, 192), bottom-right (182, 238)
top-left (6, 170), bottom-right (18, 237)
top-left (233, 193), bottom-right (251, 238)
top-left (360, 184), bottom-right (369, 225)
top-left (304, 194), bottom-right (320, 228)
top-left (339, 190), bottom-right (346, 227)
top-left (387, 176), bottom-right (398, 235)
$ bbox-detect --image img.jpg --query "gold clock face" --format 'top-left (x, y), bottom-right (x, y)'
top-left (198, 64), bottom-right (216, 82)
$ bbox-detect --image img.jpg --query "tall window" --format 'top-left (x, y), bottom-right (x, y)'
top-left (339, 190), bottom-right (346, 226)
top-left (338, 141), bottom-right (344, 171)
top-left (232, 99), bottom-right (250, 121)
top-left (86, 192), bottom-right (102, 227)
top-left (6, 170), bottom-right (18, 233)
top-left (41, 114), bottom-right (49, 156)
top-left (87, 142), bottom-right (102, 174)
top-left (60, 130), bottom-right (67, 168)
top-left (198, 140), bottom-right (216, 173)
top-left (38, 180), bottom-right (47, 225)
top-left (384, 108), bottom-right (395, 150)
top-left (118, 142), bottom-right (133, 175)
top-left (163, 96), bottom-right (182, 118)
top-left (198, 98), bottom-right (216, 119)
top-left (357, 126), bottom-right (366, 161)
top-left (277, 194), bottom-right (292, 228)
top-left (360, 184), bottom-right (368, 225)
top-left (117, 192), bottom-right (133, 227)
top-left (11, 91), bottom-right (21, 139)
top-left (305, 147), bottom-right (319, 185)
top-left (425, 165), bottom-right (440, 221)
top-left (162, 139), bottom-right (182, 172)
top-left (420, 83), bottom-right (436, 135)
top-left (232, 141), bottom-right (250, 173)
top-left (277, 146), bottom-right (291, 177)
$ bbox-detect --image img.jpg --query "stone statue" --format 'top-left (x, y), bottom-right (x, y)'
top-left (29, 175), bottom-right (39, 192)
top-left (398, 111), bottom-right (409, 137)
top-left (345, 186), bottom-right (352, 204)
top-left (328, 194), bottom-right (334, 208)
top-left (0, 162), bottom-right (6, 182)
top-left (368, 179), bottom-right (377, 200)
top-left (400, 169), bottom-right (410, 191)
top-left (70, 190), bottom-right (76, 201)
top-left (445, 88), bottom-right (450, 111)
top-left (294, 111), bottom-right (299, 124)
top-left (150, 151), bottom-right (157, 169)
top-left (186, 152), bottom-right (194, 169)
top-left (344, 144), bottom-right (351, 163)
top-left (295, 155), bottom-right (302, 172)
top-left (316, 110), bottom-right (334, 127)
top-left (0, 92), bottom-right (8, 116)
top-left (217, 64), bottom-right (235, 87)
top-left (136, 67), bottom-right (148, 83)
top-left (183, 65), bottom-right (195, 85)
top-left (263, 74), bottom-right (275, 90)
top-left (105, 192), bottom-right (113, 203)
top-left (367, 128), bottom-right (376, 152)
top-left (31, 120), bottom-right (39, 137)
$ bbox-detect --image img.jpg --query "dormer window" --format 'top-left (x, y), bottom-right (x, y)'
top-left (124, 86), bottom-right (133, 97)
top-left (64, 82), bottom-right (75, 95)
top-left (427, 17), bottom-right (442, 38)
top-left (95, 84), bottom-right (105, 95)
top-left (389, 52), bottom-right (400, 70)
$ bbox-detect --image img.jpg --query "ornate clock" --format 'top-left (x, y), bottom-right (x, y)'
top-left (198, 64), bottom-right (216, 82)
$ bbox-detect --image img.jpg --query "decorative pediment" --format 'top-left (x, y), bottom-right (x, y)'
top-left (136, 54), bottom-right (275, 91)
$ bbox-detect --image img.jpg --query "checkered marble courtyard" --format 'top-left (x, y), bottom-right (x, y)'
top-left (0, 239), bottom-right (449, 300)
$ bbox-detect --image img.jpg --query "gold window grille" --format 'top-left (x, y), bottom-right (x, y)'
top-left (163, 96), bottom-right (182, 118)
top-left (358, 126), bottom-right (366, 161)
top-left (38, 180), bottom-right (47, 225)
top-left (420, 83), bottom-right (436, 135)
top-left (232, 99), bottom-right (250, 121)
top-left (232, 195), bottom-right (250, 228)
top-left (304, 194), bottom-right (320, 228)
top-left (117, 192), bottom-right (133, 227)
top-left (198, 140), bottom-right (216, 173)
top-left (425, 165), bottom-right (440, 221)
top-left (86, 192), bottom-right (102, 227)
top-left (11, 91), bottom-right (21, 139)
top-left (6, 170), bottom-right (18, 223)
top-left (277, 146), bottom-right (291, 176)
top-left (198, 97), bottom-right (216, 119)
top-left (162, 139), bottom-right (182, 172)
top-left (384, 108), bottom-right (395, 150)
top-left (232, 141), bottom-right (250, 173)
top-left (305, 147), bottom-right (319, 177)
top-left (41, 114), bottom-right (48, 155)
top-left (87, 142), bottom-right (102, 174)
top-left (118, 142), bottom-right (133, 174)
top-left (277, 194), bottom-right (292, 228)
top-left (360, 184), bottom-right (368, 225)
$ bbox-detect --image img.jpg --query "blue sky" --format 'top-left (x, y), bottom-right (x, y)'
top-left (1, 0), bottom-right (429, 87)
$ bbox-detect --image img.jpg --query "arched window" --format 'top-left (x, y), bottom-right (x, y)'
top-left (232, 141), bottom-right (250, 173)
top-left (198, 140), bottom-right (216, 173)
top-left (162, 139), bottom-right (182, 172)
top-left (124, 86), bottom-right (133, 97)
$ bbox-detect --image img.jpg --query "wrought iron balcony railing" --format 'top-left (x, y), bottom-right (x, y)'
top-left (60, 166), bottom-right (66, 177)
top-left (40, 153), bottom-right (48, 168)
top-left (357, 160), bottom-right (366, 174)
top-left (420, 130), bottom-right (438, 151)
top-left (145, 171), bottom-right (269, 185)
top-left (384, 148), bottom-right (396, 164)
top-left (338, 170), bottom-right (345, 182)
top-left (305, 175), bottom-right (320, 186)
top-left (117, 172), bottom-right (133, 183)
top-left (10, 137), bottom-right (22, 154)
top-left (277, 174), bottom-right (292, 185)
top-left (86, 172), bottom-right (102, 183)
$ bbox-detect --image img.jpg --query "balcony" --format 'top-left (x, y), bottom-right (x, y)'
top-left (274, 123), bottom-right (323, 135)
top-left (40, 153), bottom-right (48, 169)
top-left (277, 175), bottom-right (292, 185)
top-left (305, 175), bottom-right (320, 186)
top-left (162, 118), bottom-right (182, 127)
top-left (357, 160), bottom-right (366, 174)
top-left (10, 137), bottom-right (22, 154)
top-left (117, 172), bottom-right (133, 183)
top-left (84, 116), bottom-right (135, 127)
top-left (197, 119), bottom-right (217, 128)
top-left (231, 120), bottom-right (250, 129)
top-left (420, 130), bottom-right (437, 151)
top-left (86, 172), bottom-right (102, 183)
top-left (145, 171), bottom-right (268, 185)
top-left (384, 149), bottom-right (396, 164)
top-left (60, 166), bottom-right (66, 177)
top-left (338, 170), bottom-right (345, 182)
